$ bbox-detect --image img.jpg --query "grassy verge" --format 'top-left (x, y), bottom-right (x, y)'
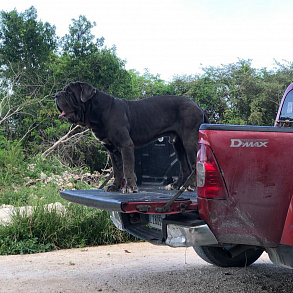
top-left (0, 142), bottom-right (136, 255)
top-left (0, 204), bottom-right (136, 255)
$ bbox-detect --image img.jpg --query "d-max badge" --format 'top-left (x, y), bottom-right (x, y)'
top-left (230, 139), bottom-right (268, 148)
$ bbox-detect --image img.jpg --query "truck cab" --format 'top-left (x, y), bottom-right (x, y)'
top-left (275, 83), bottom-right (293, 126)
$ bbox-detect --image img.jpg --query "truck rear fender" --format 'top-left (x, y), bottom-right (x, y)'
top-left (280, 195), bottom-right (293, 246)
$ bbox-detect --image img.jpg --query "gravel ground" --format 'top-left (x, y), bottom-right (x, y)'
top-left (1, 242), bottom-right (293, 293)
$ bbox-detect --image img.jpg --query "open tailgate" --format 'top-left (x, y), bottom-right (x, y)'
top-left (59, 188), bottom-right (219, 247)
top-left (60, 188), bottom-right (197, 214)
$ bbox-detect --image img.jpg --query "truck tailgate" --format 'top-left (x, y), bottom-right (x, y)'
top-left (60, 187), bottom-right (197, 214)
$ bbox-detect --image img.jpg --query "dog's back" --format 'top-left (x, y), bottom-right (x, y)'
top-left (124, 95), bottom-right (205, 146)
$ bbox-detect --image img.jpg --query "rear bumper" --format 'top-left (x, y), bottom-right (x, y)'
top-left (110, 211), bottom-right (218, 247)
top-left (267, 245), bottom-right (293, 269)
top-left (166, 223), bottom-right (218, 247)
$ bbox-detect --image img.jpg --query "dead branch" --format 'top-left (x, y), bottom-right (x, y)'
top-left (41, 125), bottom-right (90, 158)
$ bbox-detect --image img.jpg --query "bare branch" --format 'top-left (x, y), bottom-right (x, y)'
top-left (59, 128), bottom-right (90, 144)
top-left (19, 124), bottom-right (40, 143)
top-left (41, 125), bottom-right (88, 157)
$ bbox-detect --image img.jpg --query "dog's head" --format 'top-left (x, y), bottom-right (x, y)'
top-left (55, 81), bottom-right (96, 124)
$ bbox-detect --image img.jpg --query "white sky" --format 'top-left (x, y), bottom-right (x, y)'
top-left (1, 0), bottom-right (293, 81)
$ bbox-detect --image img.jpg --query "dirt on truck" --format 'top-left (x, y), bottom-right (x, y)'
top-left (61, 83), bottom-right (293, 270)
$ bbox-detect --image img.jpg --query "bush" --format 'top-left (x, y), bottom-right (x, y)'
top-left (0, 152), bottom-right (67, 206)
top-left (27, 154), bottom-right (67, 179)
top-left (0, 203), bottom-right (136, 255)
top-left (0, 146), bottom-right (136, 255)
top-left (0, 137), bottom-right (27, 187)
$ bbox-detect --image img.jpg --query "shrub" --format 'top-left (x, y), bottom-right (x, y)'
top-left (0, 203), bottom-right (136, 255)
top-left (0, 137), bottom-right (27, 187)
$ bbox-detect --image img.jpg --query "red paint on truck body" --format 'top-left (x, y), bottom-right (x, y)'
top-left (280, 196), bottom-right (293, 246)
top-left (197, 125), bottom-right (293, 247)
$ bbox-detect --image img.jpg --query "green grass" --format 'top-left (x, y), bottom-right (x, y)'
top-left (0, 144), bottom-right (136, 255)
top-left (0, 204), bottom-right (136, 255)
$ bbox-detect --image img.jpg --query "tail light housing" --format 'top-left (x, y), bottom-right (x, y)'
top-left (197, 143), bottom-right (228, 199)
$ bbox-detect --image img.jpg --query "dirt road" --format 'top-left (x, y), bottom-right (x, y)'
top-left (1, 242), bottom-right (293, 293)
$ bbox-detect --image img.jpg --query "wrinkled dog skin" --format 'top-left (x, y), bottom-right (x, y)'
top-left (55, 81), bottom-right (209, 193)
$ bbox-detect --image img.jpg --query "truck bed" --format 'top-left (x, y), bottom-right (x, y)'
top-left (60, 185), bottom-right (198, 214)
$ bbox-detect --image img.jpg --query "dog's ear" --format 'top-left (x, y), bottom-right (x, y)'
top-left (80, 82), bottom-right (96, 102)
top-left (66, 82), bottom-right (96, 103)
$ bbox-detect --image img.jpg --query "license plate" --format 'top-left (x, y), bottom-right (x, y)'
top-left (149, 215), bottom-right (165, 230)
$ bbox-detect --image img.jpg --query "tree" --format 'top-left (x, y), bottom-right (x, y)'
top-left (0, 6), bottom-right (57, 88)
top-left (249, 61), bottom-right (293, 125)
top-left (56, 16), bottom-right (133, 99)
top-left (0, 6), bottom-right (58, 144)
top-left (129, 69), bottom-right (175, 99)
top-left (61, 15), bottom-right (104, 58)
top-left (171, 75), bottom-right (226, 123)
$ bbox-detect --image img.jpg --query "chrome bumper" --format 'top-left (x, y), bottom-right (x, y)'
top-left (166, 223), bottom-right (218, 247)
top-left (110, 211), bottom-right (218, 247)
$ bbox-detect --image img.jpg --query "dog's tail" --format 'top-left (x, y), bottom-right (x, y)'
top-left (202, 110), bottom-right (209, 124)
top-left (203, 112), bottom-right (209, 123)
top-left (194, 100), bottom-right (209, 124)
top-left (196, 101), bottom-right (209, 124)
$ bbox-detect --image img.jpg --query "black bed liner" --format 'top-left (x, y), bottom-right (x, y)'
top-left (60, 186), bottom-right (197, 214)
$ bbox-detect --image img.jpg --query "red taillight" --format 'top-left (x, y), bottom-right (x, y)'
top-left (197, 144), bottom-right (228, 199)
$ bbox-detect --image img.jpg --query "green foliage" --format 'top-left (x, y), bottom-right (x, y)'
top-left (61, 15), bottom-right (104, 57)
top-left (0, 148), bottom-right (135, 255)
top-left (171, 75), bottom-right (226, 123)
top-left (0, 205), bottom-right (135, 255)
top-left (57, 15), bottom-right (133, 99)
top-left (0, 137), bottom-right (27, 187)
top-left (129, 69), bottom-right (175, 99)
top-left (170, 59), bottom-right (293, 125)
top-left (76, 134), bottom-right (108, 172)
top-left (28, 155), bottom-right (66, 179)
top-left (0, 151), bottom-right (65, 206)
top-left (0, 234), bottom-right (52, 255)
top-left (0, 6), bottom-right (57, 75)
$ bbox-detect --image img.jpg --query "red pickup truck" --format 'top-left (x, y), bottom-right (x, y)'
top-left (61, 83), bottom-right (293, 269)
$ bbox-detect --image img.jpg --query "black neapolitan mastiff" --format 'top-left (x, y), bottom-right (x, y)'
top-left (55, 81), bottom-right (209, 193)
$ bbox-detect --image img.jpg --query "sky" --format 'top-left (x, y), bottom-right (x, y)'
top-left (1, 0), bottom-right (293, 81)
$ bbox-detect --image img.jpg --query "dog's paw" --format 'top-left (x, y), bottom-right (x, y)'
top-left (187, 185), bottom-right (196, 192)
top-left (165, 183), bottom-right (180, 190)
top-left (165, 184), bottom-right (173, 190)
top-left (104, 184), bottom-right (120, 192)
top-left (165, 183), bottom-right (196, 192)
top-left (122, 185), bottom-right (138, 194)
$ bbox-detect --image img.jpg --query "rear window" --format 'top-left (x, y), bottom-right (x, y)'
top-left (280, 90), bottom-right (293, 120)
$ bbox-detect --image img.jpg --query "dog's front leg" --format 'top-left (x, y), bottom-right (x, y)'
top-left (120, 144), bottom-right (138, 194)
top-left (103, 144), bottom-right (124, 192)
